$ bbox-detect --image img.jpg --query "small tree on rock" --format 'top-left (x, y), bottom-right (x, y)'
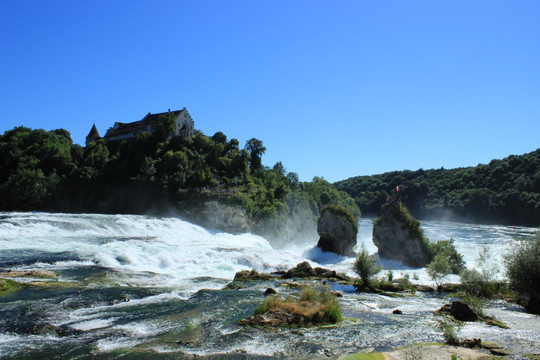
top-left (353, 244), bottom-right (381, 287)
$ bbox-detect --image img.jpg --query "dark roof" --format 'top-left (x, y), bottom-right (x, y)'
top-left (87, 124), bottom-right (101, 138)
top-left (104, 109), bottom-right (184, 138)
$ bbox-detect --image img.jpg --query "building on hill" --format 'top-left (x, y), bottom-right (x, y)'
top-left (85, 108), bottom-right (195, 146)
top-left (86, 124), bottom-right (102, 146)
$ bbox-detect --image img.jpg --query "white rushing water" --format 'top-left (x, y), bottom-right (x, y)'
top-left (0, 212), bottom-right (537, 291)
top-left (0, 212), bottom-right (311, 294)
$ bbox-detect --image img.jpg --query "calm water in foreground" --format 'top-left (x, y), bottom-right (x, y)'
top-left (0, 212), bottom-right (538, 359)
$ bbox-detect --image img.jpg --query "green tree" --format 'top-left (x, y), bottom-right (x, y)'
top-left (353, 244), bottom-right (381, 286)
top-left (504, 231), bottom-right (540, 295)
top-left (245, 138), bottom-right (266, 171)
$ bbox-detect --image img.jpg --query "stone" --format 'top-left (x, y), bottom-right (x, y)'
top-left (436, 301), bottom-right (479, 322)
top-left (264, 288), bottom-right (277, 296)
top-left (282, 262), bottom-right (318, 279)
top-left (239, 310), bottom-right (295, 327)
top-left (233, 270), bottom-right (275, 281)
top-left (372, 202), bottom-right (431, 268)
top-left (316, 205), bottom-right (358, 257)
top-left (392, 309), bottom-right (403, 315)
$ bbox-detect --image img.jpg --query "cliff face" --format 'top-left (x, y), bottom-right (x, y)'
top-left (316, 206), bottom-right (358, 256)
top-left (372, 202), bottom-right (431, 268)
top-left (177, 199), bottom-right (250, 234)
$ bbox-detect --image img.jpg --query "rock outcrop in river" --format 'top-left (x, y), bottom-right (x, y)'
top-left (316, 205), bottom-right (358, 256)
top-left (372, 201), bottom-right (431, 267)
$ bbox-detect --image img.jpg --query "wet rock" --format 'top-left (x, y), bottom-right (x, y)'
top-left (484, 316), bottom-right (510, 329)
top-left (316, 205), bottom-right (357, 257)
top-left (314, 267), bottom-right (336, 278)
top-left (233, 270), bottom-right (275, 281)
top-left (482, 341), bottom-right (503, 350)
top-left (239, 309), bottom-right (295, 327)
top-left (264, 288), bottom-right (277, 296)
top-left (392, 309), bottom-right (403, 315)
top-left (490, 348), bottom-right (513, 356)
top-left (331, 291), bottom-right (343, 298)
top-left (436, 301), bottom-right (479, 322)
top-left (282, 262), bottom-right (318, 279)
top-left (372, 202), bottom-right (431, 267)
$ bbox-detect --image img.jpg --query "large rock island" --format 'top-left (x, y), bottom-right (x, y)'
top-left (372, 200), bottom-right (431, 267)
top-left (316, 205), bottom-right (358, 257)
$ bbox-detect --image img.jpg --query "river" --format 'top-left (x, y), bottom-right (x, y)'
top-left (0, 212), bottom-right (538, 359)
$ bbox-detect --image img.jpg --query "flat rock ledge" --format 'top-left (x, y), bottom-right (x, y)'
top-left (0, 270), bottom-right (57, 279)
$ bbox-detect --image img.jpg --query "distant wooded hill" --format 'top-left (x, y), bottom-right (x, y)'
top-left (334, 149), bottom-right (540, 226)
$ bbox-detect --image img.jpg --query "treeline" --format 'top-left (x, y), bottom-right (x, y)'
top-left (0, 115), bottom-right (358, 242)
top-left (334, 149), bottom-right (540, 226)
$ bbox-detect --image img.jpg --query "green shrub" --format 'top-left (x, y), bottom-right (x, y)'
top-left (353, 244), bottom-right (382, 286)
top-left (504, 231), bottom-right (540, 295)
top-left (255, 285), bottom-right (343, 324)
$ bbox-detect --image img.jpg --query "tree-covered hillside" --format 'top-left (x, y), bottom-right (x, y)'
top-left (334, 149), bottom-right (540, 226)
top-left (0, 116), bottom-right (359, 243)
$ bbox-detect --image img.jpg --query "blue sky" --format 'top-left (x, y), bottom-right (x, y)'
top-left (1, 1), bottom-right (539, 183)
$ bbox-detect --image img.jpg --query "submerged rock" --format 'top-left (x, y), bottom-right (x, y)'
top-left (316, 205), bottom-right (358, 257)
top-left (372, 201), bottom-right (431, 267)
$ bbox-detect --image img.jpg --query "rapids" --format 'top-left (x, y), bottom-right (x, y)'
top-left (0, 212), bottom-right (538, 359)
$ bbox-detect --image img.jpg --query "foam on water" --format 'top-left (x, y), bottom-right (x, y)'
top-left (0, 212), bottom-right (307, 291)
top-left (2, 212), bottom-right (536, 291)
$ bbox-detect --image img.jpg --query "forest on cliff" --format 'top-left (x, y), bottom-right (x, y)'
top-left (334, 148), bottom-right (540, 226)
top-left (0, 114), bottom-right (358, 242)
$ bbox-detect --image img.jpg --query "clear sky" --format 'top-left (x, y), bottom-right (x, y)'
top-left (1, 1), bottom-right (539, 183)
